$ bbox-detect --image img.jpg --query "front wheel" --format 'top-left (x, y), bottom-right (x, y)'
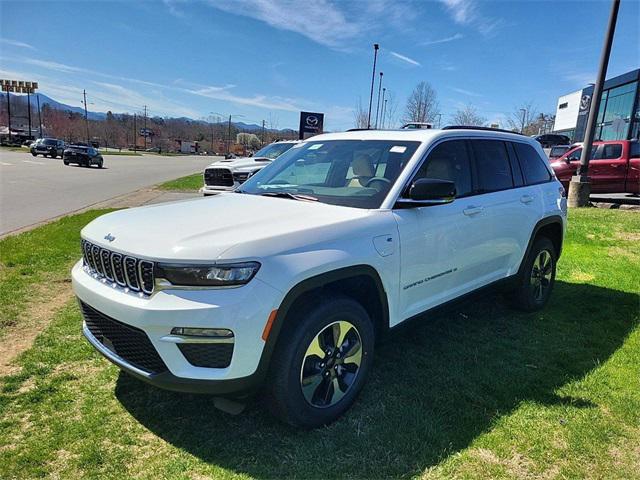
top-left (509, 236), bottom-right (556, 311)
top-left (63, 159), bottom-right (69, 165)
top-left (265, 295), bottom-right (375, 429)
top-left (31, 152), bottom-right (37, 157)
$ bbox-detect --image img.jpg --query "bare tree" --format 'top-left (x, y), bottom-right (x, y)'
top-left (382, 90), bottom-right (399, 129)
top-left (353, 97), bottom-right (368, 129)
top-left (506, 102), bottom-right (539, 134)
top-left (451, 104), bottom-right (487, 126)
top-left (403, 81), bottom-right (440, 124)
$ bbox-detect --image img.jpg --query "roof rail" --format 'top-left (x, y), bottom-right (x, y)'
top-left (442, 125), bottom-right (523, 135)
top-left (346, 128), bottom-right (376, 131)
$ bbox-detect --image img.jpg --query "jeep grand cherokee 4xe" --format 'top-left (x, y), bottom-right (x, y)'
top-left (72, 127), bottom-right (566, 428)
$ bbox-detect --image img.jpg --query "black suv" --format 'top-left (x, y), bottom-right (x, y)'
top-left (31, 138), bottom-right (65, 158)
top-left (533, 134), bottom-right (571, 149)
top-left (63, 145), bottom-right (104, 168)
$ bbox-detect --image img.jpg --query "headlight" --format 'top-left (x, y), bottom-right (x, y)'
top-left (155, 262), bottom-right (260, 287)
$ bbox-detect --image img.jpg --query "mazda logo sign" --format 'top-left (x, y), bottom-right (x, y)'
top-left (306, 115), bottom-right (319, 127)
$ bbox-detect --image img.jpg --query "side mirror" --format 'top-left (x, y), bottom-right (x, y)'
top-left (396, 178), bottom-right (456, 207)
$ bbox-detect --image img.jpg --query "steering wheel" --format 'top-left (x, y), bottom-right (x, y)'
top-left (364, 177), bottom-right (391, 188)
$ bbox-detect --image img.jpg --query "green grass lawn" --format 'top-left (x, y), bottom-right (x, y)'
top-left (0, 209), bottom-right (638, 479)
top-left (157, 172), bottom-right (203, 191)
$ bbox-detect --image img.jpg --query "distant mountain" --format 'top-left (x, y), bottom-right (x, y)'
top-left (1, 92), bottom-right (297, 133)
top-left (0, 92), bottom-right (106, 120)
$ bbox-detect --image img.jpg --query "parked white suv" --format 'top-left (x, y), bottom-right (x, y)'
top-left (72, 127), bottom-right (567, 428)
top-left (201, 140), bottom-right (299, 195)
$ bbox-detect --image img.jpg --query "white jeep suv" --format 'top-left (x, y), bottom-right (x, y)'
top-left (72, 127), bottom-right (567, 428)
top-left (201, 140), bottom-right (299, 195)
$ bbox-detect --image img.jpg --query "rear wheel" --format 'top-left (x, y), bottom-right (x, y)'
top-left (97, 159), bottom-right (103, 168)
top-left (509, 236), bottom-right (556, 311)
top-left (31, 152), bottom-right (37, 157)
top-left (265, 295), bottom-right (374, 428)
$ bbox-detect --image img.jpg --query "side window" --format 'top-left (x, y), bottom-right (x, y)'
top-left (631, 141), bottom-right (640, 158)
top-left (470, 140), bottom-right (514, 193)
top-left (595, 144), bottom-right (622, 159)
top-left (413, 140), bottom-right (472, 197)
top-left (513, 142), bottom-right (552, 185)
top-left (567, 148), bottom-right (582, 161)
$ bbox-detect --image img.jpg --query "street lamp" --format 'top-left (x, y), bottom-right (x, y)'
top-left (519, 108), bottom-right (527, 134)
top-left (367, 43), bottom-right (380, 129)
top-left (380, 87), bottom-right (386, 129)
top-left (374, 71), bottom-right (384, 129)
top-left (225, 114), bottom-right (244, 157)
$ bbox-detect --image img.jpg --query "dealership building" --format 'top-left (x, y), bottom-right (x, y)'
top-left (553, 68), bottom-right (640, 143)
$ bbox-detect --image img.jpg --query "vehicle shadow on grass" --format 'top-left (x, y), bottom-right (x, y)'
top-left (116, 281), bottom-right (638, 479)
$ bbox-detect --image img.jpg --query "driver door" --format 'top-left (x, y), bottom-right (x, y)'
top-left (393, 139), bottom-right (486, 321)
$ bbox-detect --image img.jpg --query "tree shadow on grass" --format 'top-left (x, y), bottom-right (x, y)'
top-left (115, 281), bottom-right (638, 479)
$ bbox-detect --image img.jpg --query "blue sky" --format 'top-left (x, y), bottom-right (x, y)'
top-left (1, 0), bottom-right (638, 131)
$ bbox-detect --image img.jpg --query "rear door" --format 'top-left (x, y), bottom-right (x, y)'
top-left (467, 139), bottom-right (536, 279)
top-left (588, 142), bottom-right (625, 193)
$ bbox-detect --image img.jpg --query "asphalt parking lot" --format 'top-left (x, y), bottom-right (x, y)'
top-left (0, 150), bottom-right (216, 235)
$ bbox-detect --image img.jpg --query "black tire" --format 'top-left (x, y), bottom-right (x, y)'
top-left (264, 295), bottom-right (375, 429)
top-left (509, 236), bottom-right (556, 312)
top-left (63, 159), bottom-right (69, 165)
top-left (31, 152), bottom-right (37, 157)
top-left (97, 159), bottom-right (103, 168)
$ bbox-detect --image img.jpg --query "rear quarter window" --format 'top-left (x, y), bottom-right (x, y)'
top-left (470, 140), bottom-right (514, 193)
top-left (513, 142), bottom-right (552, 185)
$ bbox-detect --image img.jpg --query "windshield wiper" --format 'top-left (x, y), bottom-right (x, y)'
top-left (260, 192), bottom-right (318, 202)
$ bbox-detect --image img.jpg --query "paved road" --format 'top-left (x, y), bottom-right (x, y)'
top-left (0, 150), bottom-right (217, 235)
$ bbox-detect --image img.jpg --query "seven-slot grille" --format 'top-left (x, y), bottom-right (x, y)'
top-left (204, 167), bottom-right (234, 187)
top-left (81, 239), bottom-right (154, 294)
top-left (80, 301), bottom-right (168, 375)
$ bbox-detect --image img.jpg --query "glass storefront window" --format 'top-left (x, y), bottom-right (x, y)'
top-left (597, 81), bottom-right (637, 140)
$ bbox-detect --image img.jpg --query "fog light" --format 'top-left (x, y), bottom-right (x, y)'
top-left (171, 327), bottom-right (233, 338)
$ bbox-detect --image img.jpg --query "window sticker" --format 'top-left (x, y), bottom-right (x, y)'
top-left (308, 144), bottom-right (323, 150)
top-left (390, 145), bottom-right (407, 153)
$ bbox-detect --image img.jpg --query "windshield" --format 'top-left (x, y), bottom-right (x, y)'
top-left (42, 139), bottom-right (57, 145)
top-left (253, 142), bottom-right (295, 159)
top-left (238, 140), bottom-right (420, 209)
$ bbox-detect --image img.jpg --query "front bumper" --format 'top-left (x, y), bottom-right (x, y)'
top-left (72, 260), bottom-right (281, 395)
top-left (200, 182), bottom-right (238, 195)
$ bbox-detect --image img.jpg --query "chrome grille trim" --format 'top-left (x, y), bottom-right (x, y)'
top-left (81, 240), bottom-right (153, 295)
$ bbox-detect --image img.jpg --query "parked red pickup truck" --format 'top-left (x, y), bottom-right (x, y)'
top-left (550, 140), bottom-right (639, 194)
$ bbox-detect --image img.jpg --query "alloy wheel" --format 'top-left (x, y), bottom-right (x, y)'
top-left (530, 249), bottom-right (553, 302)
top-left (299, 320), bottom-right (362, 408)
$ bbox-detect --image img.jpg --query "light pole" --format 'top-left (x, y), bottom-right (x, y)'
top-left (226, 114), bottom-right (244, 157)
top-left (569, 0), bottom-right (620, 208)
top-left (380, 87), bottom-right (386, 129)
top-left (382, 98), bottom-right (388, 129)
top-left (367, 43), bottom-right (379, 129)
top-left (519, 108), bottom-right (527, 134)
top-left (374, 71), bottom-right (384, 129)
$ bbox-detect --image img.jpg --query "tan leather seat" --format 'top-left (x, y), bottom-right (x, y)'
top-left (349, 154), bottom-right (375, 187)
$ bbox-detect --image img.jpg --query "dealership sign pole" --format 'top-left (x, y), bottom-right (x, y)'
top-left (299, 112), bottom-right (324, 140)
top-left (568, 0), bottom-right (620, 207)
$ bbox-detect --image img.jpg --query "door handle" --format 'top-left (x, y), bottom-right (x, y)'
top-left (463, 206), bottom-right (483, 216)
top-left (520, 195), bottom-right (534, 204)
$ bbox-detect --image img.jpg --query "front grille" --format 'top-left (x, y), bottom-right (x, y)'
top-left (80, 301), bottom-right (168, 375)
top-left (81, 239), bottom-right (154, 295)
top-left (232, 171), bottom-right (252, 183)
top-left (178, 343), bottom-right (234, 368)
top-left (204, 168), bottom-right (234, 187)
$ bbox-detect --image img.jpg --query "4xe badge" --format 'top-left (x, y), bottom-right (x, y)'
top-left (104, 233), bottom-right (116, 242)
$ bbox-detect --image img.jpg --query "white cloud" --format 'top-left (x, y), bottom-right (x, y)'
top-left (206, 0), bottom-right (362, 49)
top-left (186, 85), bottom-right (301, 112)
top-left (0, 38), bottom-right (35, 50)
top-left (562, 72), bottom-right (595, 88)
top-left (422, 33), bottom-right (464, 46)
top-left (389, 51), bottom-right (421, 67)
top-left (451, 87), bottom-right (482, 97)
top-left (440, 0), bottom-right (503, 36)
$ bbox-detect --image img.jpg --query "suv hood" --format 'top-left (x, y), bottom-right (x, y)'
top-left (207, 157), bottom-right (271, 170)
top-left (81, 193), bottom-right (373, 262)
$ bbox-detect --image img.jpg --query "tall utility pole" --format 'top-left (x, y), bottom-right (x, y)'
top-left (569, 0), bottom-right (620, 208)
top-left (210, 121), bottom-right (215, 154)
top-left (143, 105), bottom-right (148, 150)
top-left (82, 90), bottom-right (90, 144)
top-left (374, 71), bottom-right (384, 129)
top-left (227, 115), bottom-right (232, 156)
top-left (133, 113), bottom-right (137, 152)
top-left (379, 87), bottom-right (386, 129)
top-left (37, 94), bottom-right (42, 138)
top-left (367, 43), bottom-right (380, 129)
top-left (261, 119), bottom-right (266, 146)
top-left (382, 98), bottom-right (388, 129)
top-left (26, 91), bottom-right (32, 139)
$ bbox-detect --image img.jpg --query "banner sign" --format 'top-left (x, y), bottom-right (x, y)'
top-left (299, 111), bottom-right (324, 139)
